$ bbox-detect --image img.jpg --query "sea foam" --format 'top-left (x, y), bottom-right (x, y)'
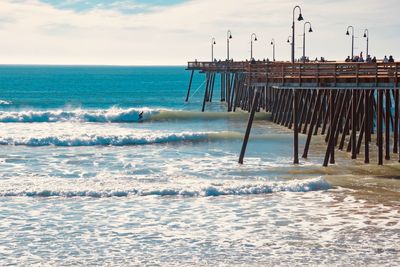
top-left (0, 132), bottom-right (211, 146)
top-left (0, 177), bottom-right (331, 198)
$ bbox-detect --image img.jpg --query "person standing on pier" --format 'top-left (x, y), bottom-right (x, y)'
top-left (384, 55), bottom-right (389, 63)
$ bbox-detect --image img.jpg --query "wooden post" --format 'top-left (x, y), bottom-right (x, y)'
top-left (298, 90), bottom-right (309, 131)
top-left (385, 89), bottom-right (391, 160)
top-left (239, 89), bottom-right (260, 164)
top-left (227, 72), bottom-right (231, 111)
top-left (302, 90), bottom-right (322, 158)
top-left (394, 89), bottom-right (399, 154)
top-left (314, 90), bottom-right (326, 135)
top-left (333, 91), bottom-right (350, 148)
top-left (221, 73), bottom-right (225, 102)
top-left (230, 73), bottom-right (235, 110)
top-left (338, 97), bottom-right (352, 150)
top-left (282, 90), bottom-right (292, 126)
top-left (303, 90), bottom-right (316, 134)
top-left (325, 91), bottom-right (340, 143)
top-left (201, 73), bottom-right (210, 112)
top-left (321, 91), bottom-right (331, 136)
top-left (323, 89), bottom-right (336, 166)
top-left (185, 70), bottom-right (195, 102)
top-left (377, 89), bottom-right (383, 165)
top-left (351, 89), bottom-right (357, 159)
top-left (285, 92), bottom-right (294, 127)
top-left (364, 90), bottom-right (370, 163)
top-left (275, 90), bottom-right (286, 123)
top-left (356, 113), bottom-right (365, 154)
top-left (370, 91), bottom-right (375, 136)
top-left (329, 89), bottom-right (336, 164)
top-left (209, 73), bottom-right (215, 102)
top-left (293, 88), bottom-right (299, 164)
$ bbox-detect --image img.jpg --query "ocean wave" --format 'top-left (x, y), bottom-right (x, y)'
top-left (0, 108), bottom-right (269, 123)
top-left (0, 108), bottom-right (157, 123)
top-left (0, 130), bottom-right (289, 147)
top-left (0, 100), bottom-right (12, 105)
top-left (0, 132), bottom-right (211, 146)
top-left (0, 177), bottom-right (331, 198)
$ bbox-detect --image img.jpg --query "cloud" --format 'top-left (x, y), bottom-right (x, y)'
top-left (39, 0), bottom-right (187, 14)
top-left (0, 0), bottom-right (399, 65)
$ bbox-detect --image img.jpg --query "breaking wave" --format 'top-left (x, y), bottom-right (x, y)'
top-left (0, 108), bottom-right (156, 123)
top-left (0, 177), bottom-right (331, 198)
top-left (0, 107), bottom-right (268, 123)
top-left (0, 130), bottom-right (290, 147)
top-left (0, 100), bottom-right (12, 105)
top-left (0, 132), bottom-right (212, 146)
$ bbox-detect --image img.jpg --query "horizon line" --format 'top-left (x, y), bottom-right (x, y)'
top-left (0, 63), bottom-right (186, 67)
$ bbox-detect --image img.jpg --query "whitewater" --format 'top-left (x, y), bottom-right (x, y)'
top-left (0, 66), bottom-right (399, 266)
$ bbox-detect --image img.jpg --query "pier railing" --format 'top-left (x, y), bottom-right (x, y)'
top-left (188, 61), bottom-right (399, 88)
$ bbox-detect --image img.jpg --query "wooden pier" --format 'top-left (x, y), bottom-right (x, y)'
top-left (185, 61), bottom-right (400, 166)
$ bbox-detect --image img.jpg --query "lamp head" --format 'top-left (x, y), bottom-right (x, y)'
top-left (229, 34), bottom-right (232, 39)
top-left (287, 39), bottom-right (290, 43)
top-left (363, 33), bottom-right (367, 38)
top-left (254, 37), bottom-right (258, 41)
top-left (213, 41), bottom-right (216, 44)
top-left (298, 13), bottom-right (304, 21)
top-left (309, 27), bottom-right (313, 33)
top-left (270, 41), bottom-right (273, 45)
top-left (346, 30), bottom-right (349, 36)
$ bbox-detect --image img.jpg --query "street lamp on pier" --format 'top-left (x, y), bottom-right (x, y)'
top-left (291, 5), bottom-right (304, 63)
top-left (250, 33), bottom-right (258, 60)
top-left (363, 29), bottom-right (369, 58)
top-left (346, 26), bottom-right (355, 59)
top-left (270, 39), bottom-right (275, 61)
top-left (211, 38), bottom-right (216, 62)
top-left (302, 22), bottom-right (313, 62)
top-left (227, 30), bottom-right (233, 61)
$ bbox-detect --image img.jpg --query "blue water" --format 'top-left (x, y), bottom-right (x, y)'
top-left (0, 65), bottom-right (399, 266)
top-left (0, 65), bottom-right (203, 109)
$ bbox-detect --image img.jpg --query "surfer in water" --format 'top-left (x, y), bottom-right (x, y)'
top-left (138, 111), bottom-right (144, 122)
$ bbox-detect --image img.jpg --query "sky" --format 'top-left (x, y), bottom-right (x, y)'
top-left (0, 0), bottom-right (399, 65)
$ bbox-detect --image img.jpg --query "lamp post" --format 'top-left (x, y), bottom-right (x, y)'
top-left (302, 22), bottom-right (313, 63)
top-left (270, 39), bottom-right (275, 61)
top-left (211, 38), bottom-right (216, 62)
top-left (292, 5), bottom-right (304, 63)
top-left (250, 33), bottom-right (258, 60)
top-left (287, 36), bottom-right (292, 61)
top-left (363, 29), bottom-right (369, 57)
top-left (227, 30), bottom-right (232, 61)
top-left (346, 26), bottom-right (354, 59)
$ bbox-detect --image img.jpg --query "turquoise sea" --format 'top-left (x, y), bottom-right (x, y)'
top-left (0, 65), bottom-right (399, 266)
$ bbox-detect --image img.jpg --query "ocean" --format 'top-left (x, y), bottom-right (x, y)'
top-left (0, 65), bottom-right (399, 266)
